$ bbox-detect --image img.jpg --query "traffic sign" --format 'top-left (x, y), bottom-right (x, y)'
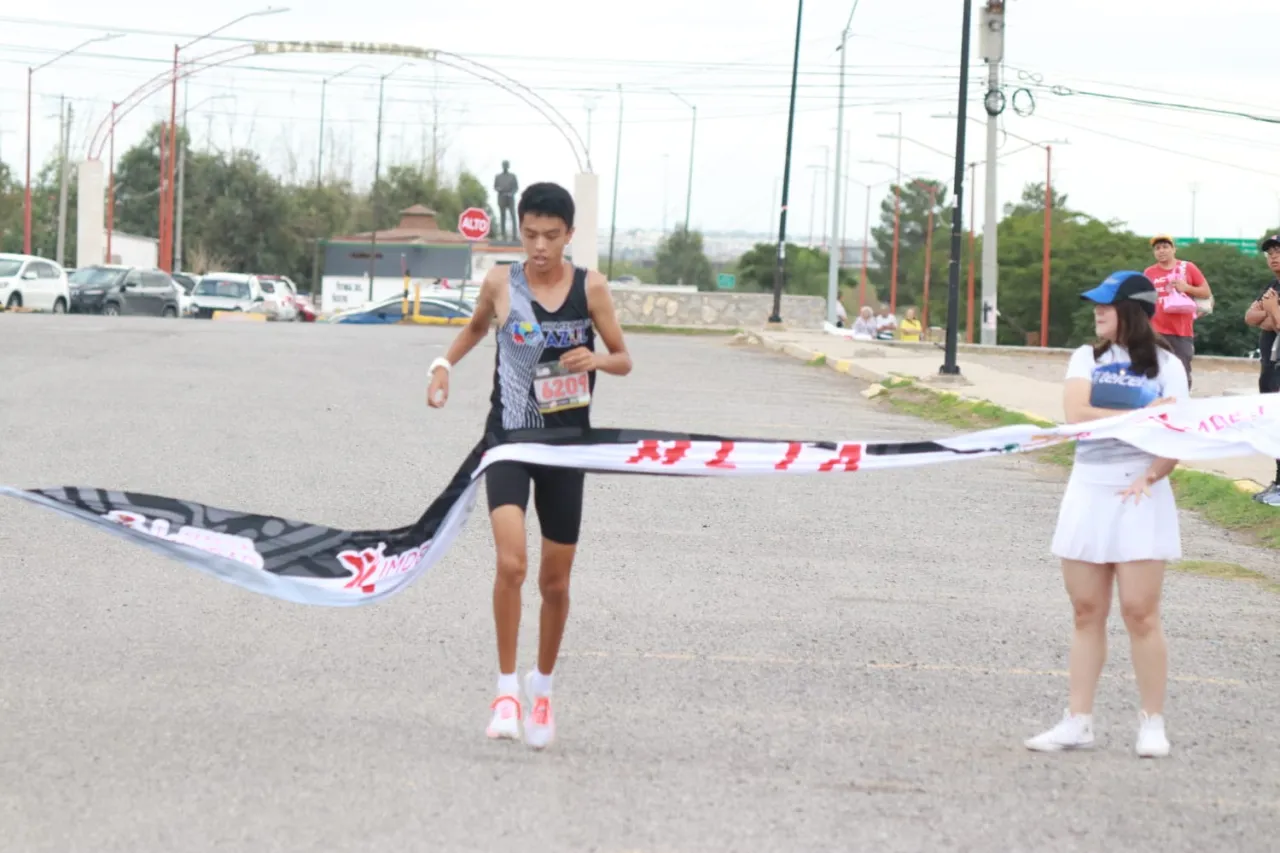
top-left (717, 273), bottom-right (736, 290)
top-left (1174, 236), bottom-right (1258, 254)
top-left (458, 207), bottom-right (491, 241)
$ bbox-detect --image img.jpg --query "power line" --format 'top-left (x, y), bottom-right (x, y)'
top-left (1033, 114), bottom-right (1280, 181)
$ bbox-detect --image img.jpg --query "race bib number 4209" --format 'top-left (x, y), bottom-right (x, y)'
top-left (535, 362), bottom-right (591, 414)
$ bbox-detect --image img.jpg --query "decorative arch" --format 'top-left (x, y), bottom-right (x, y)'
top-left (89, 40), bottom-right (591, 172)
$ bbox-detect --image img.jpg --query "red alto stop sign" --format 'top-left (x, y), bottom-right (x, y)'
top-left (458, 207), bottom-right (491, 240)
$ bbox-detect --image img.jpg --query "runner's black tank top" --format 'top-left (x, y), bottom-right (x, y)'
top-left (485, 262), bottom-right (596, 441)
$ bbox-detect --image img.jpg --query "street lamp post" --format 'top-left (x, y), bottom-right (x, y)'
top-left (24, 33), bottom-right (122, 254)
top-left (825, 0), bottom-right (861, 327)
top-left (607, 84), bottom-right (623, 282)
top-left (175, 91), bottom-right (234, 272)
top-left (369, 62), bottom-right (413, 299)
top-left (940, 0), bottom-right (976, 377)
top-left (769, 0), bottom-right (805, 324)
top-left (161, 7), bottom-right (288, 271)
top-left (911, 179), bottom-right (939, 331)
top-left (318, 64), bottom-right (370, 188)
top-left (665, 90), bottom-right (696, 233)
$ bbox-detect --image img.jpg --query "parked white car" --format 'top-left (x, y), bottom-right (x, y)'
top-left (0, 253), bottom-right (71, 313)
top-left (257, 276), bottom-right (298, 321)
top-left (189, 272), bottom-right (265, 318)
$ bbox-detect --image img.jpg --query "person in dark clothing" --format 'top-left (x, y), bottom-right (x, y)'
top-left (1245, 234), bottom-right (1280, 505)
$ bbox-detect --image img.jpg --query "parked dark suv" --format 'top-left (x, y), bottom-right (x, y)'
top-left (68, 265), bottom-right (182, 317)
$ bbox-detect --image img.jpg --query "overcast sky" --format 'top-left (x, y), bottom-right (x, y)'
top-left (2, 0), bottom-right (1278, 243)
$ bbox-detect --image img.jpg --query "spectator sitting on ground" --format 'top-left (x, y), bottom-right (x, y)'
top-left (851, 306), bottom-right (877, 340)
top-left (899, 307), bottom-right (923, 342)
top-left (874, 304), bottom-right (898, 340)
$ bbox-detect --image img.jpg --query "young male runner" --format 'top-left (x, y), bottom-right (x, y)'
top-left (1144, 234), bottom-right (1212, 388)
top-left (426, 182), bottom-right (633, 749)
top-left (1245, 234), bottom-right (1280, 505)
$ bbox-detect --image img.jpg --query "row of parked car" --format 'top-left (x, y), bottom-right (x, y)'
top-left (0, 252), bottom-right (316, 321)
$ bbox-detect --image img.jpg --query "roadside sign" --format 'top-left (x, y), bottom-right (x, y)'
top-left (1175, 236), bottom-right (1258, 254)
top-left (717, 273), bottom-right (736, 290)
top-left (458, 208), bottom-right (491, 241)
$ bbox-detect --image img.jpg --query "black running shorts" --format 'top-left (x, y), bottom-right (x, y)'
top-left (484, 461), bottom-right (586, 545)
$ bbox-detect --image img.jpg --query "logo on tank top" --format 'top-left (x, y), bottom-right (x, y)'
top-left (1089, 362), bottom-right (1160, 410)
top-left (511, 321), bottom-right (542, 345)
top-left (540, 319), bottom-right (592, 349)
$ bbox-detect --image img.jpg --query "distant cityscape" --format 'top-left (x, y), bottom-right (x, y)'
top-left (602, 227), bottom-right (874, 268)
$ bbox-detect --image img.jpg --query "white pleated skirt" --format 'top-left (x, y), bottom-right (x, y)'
top-left (1051, 462), bottom-right (1182, 564)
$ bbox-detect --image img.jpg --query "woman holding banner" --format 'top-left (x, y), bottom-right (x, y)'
top-left (1025, 271), bottom-right (1188, 759)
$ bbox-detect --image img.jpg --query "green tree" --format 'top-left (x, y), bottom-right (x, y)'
top-left (731, 241), bottom-right (855, 298)
top-left (654, 228), bottom-right (714, 288)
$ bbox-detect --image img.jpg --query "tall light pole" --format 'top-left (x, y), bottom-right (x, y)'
top-left (370, 62), bottom-right (412, 299)
top-left (769, 0), bottom-right (805, 324)
top-left (825, 0), bottom-right (861, 327)
top-left (941, 0), bottom-right (977, 376)
top-left (664, 90), bottom-right (696, 233)
top-left (163, 7), bottom-right (288, 271)
top-left (318, 64), bottom-right (370, 188)
top-left (607, 84), bottom-right (623, 281)
top-left (175, 91), bottom-right (233, 272)
top-left (24, 33), bottom-right (122, 254)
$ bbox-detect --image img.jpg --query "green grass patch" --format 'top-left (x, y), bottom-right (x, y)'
top-left (1170, 560), bottom-right (1280, 593)
top-left (872, 381), bottom-right (1278, 550)
top-left (805, 353), bottom-right (827, 367)
top-left (621, 324), bottom-right (742, 336)
top-left (1167, 469), bottom-right (1280, 549)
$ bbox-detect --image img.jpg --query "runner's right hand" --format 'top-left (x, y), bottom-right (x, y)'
top-left (427, 368), bottom-right (449, 408)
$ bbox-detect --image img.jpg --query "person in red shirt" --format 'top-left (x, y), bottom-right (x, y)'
top-left (1143, 234), bottom-right (1212, 388)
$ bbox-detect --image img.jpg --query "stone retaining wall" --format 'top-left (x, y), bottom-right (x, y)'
top-left (611, 286), bottom-right (826, 329)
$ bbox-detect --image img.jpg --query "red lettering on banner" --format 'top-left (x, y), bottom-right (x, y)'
top-left (625, 440), bottom-right (691, 465)
top-left (816, 443), bottom-right (863, 472)
top-left (775, 442), bottom-right (803, 471)
top-left (706, 441), bottom-right (737, 469)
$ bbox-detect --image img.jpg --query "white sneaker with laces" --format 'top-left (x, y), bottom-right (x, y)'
top-left (1025, 710), bottom-right (1095, 752)
top-left (486, 694), bottom-right (521, 740)
top-left (522, 671), bottom-right (555, 750)
top-left (1135, 711), bottom-right (1171, 758)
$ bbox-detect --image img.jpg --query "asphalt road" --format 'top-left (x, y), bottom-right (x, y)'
top-left (2, 313), bottom-right (1278, 853)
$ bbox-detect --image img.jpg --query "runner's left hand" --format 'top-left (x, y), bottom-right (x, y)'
top-left (559, 347), bottom-right (596, 373)
top-left (1118, 473), bottom-right (1153, 505)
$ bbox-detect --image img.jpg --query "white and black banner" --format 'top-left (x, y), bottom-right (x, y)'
top-left (2, 394), bottom-right (1276, 607)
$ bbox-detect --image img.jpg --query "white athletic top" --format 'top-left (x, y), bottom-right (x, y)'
top-left (1065, 343), bottom-right (1190, 471)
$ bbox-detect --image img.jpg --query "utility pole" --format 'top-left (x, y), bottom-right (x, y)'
top-left (769, 0), bottom-right (805, 324)
top-left (55, 98), bottom-right (71, 267)
top-left (979, 0), bottom-right (1005, 346)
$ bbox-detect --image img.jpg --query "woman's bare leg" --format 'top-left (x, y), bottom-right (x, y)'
top-left (1062, 559), bottom-right (1115, 714)
top-left (1115, 560), bottom-right (1168, 715)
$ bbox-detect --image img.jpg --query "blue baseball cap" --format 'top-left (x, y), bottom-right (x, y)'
top-left (1081, 270), bottom-right (1158, 318)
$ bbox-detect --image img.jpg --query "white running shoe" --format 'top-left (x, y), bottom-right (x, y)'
top-left (1025, 710), bottom-right (1096, 752)
top-left (522, 671), bottom-right (555, 750)
top-left (486, 694), bottom-right (522, 740)
top-left (1135, 711), bottom-right (1171, 758)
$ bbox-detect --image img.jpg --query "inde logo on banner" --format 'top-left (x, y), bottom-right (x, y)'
top-left (337, 541), bottom-right (432, 594)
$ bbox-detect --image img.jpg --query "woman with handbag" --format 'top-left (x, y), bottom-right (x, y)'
top-left (1143, 234), bottom-right (1213, 388)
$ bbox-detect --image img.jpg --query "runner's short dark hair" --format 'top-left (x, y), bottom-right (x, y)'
top-left (518, 182), bottom-right (575, 229)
